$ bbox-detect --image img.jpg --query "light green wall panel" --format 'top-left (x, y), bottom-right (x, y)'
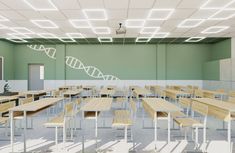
top-left (13, 45), bottom-right (56, 80)
top-left (166, 44), bottom-right (211, 80)
top-left (0, 41), bottom-right (14, 80)
top-left (203, 60), bottom-right (220, 80)
top-left (65, 45), bottom-right (157, 80)
top-left (211, 39), bottom-right (231, 60)
top-left (156, 44), bottom-right (166, 80)
top-left (56, 45), bottom-right (65, 80)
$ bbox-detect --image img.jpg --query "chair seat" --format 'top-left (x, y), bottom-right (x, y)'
top-left (112, 110), bottom-right (132, 126)
top-left (0, 117), bottom-right (8, 124)
top-left (174, 118), bottom-right (203, 127)
top-left (44, 116), bottom-right (64, 127)
top-left (171, 111), bottom-right (187, 118)
top-left (114, 110), bottom-right (130, 118)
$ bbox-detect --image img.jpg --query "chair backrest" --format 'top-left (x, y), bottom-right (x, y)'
top-left (194, 89), bottom-right (203, 98)
top-left (20, 97), bottom-right (33, 105)
top-left (76, 98), bottom-right (81, 105)
top-left (0, 101), bottom-right (15, 113)
top-left (229, 91), bottom-right (235, 97)
top-left (228, 97), bottom-right (235, 104)
top-left (129, 98), bottom-right (137, 113)
top-left (216, 89), bottom-right (225, 93)
top-left (192, 101), bottom-right (208, 116)
top-left (179, 98), bottom-right (191, 109)
top-left (52, 90), bottom-right (60, 98)
top-left (65, 102), bottom-right (74, 116)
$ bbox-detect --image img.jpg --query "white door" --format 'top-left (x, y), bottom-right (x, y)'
top-left (28, 64), bottom-right (44, 90)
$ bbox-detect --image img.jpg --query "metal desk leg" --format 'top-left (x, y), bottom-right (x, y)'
top-left (10, 111), bottom-right (14, 153)
top-left (168, 112), bottom-right (171, 143)
top-left (125, 126), bottom-right (128, 143)
top-left (95, 111), bottom-right (98, 150)
top-left (154, 112), bottom-right (158, 151)
top-left (228, 113), bottom-right (231, 153)
top-left (23, 111), bottom-right (27, 153)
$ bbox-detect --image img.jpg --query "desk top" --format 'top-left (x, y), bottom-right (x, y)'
top-left (99, 88), bottom-right (116, 95)
top-left (63, 89), bottom-right (83, 95)
top-left (0, 96), bottom-right (19, 102)
top-left (20, 90), bottom-right (47, 96)
top-left (82, 85), bottom-right (96, 90)
top-left (192, 98), bottom-right (235, 112)
top-left (9, 98), bottom-right (63, 112)
top-left (81, 98), bottom-right (112, 111)
top-left (133, 87), bottom-right (151, 95)
top-left (142, 98), bottom-right (181, 112)
top-left (164, 89), bottom-right (190, 95)
top-left (201, 89), bottom-right (226, 95)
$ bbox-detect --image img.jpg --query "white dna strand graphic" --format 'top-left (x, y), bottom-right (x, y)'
top-left (27, 44), bottom-right (120, 80)
top-left (27, 44), bottom-right (56, 59)
top-left (66, 56), bottom-right (119, 80)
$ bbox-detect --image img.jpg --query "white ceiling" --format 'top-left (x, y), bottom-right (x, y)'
top-left (0, 0), bottom-right (234, 42)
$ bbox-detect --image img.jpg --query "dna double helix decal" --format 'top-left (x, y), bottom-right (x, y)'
top-left (27, 45), bottom-right (56, 59)
top-left (27, 45), bottom-right (120, 80)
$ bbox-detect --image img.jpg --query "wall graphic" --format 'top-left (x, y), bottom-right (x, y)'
top-left (27, 44), bottom-right (120, 80)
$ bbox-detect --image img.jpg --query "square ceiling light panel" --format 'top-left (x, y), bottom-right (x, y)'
top-left (7, 33), bottom-right (31, 39)
top-left (147, 9), bottom-right (174, 20)
top-left (208, 9), bottom-right (235, 20)
top-left (92, 27), bottom-right (111, 34)
top-left (200, 0), bottom-right (234, 9)
top-left (66, 33), bottom-right (85, 39)
top-left (152, 32), bottom-right (170, 38)
top-left (23, 0), bottom-right (58, 11)
top-left (59, 37), bottom-right (76, 43)
top-left (37, 33), bottom-right (57, 38)
top-left (185, 37), bottom-right (206, 42)
top-left (98, 37), bottom-right (113, 42)
top-left (11, 27), bottom-right (34, 34)
top-left (178, 19), bottom-right (205, 28)
top-left (140, 27), bottom-right (160, 34)
top-left (0, 15), bottom-right (9, 21)
top-left (201, 26), bottom-right (229, 34)
top-left (125, 19), bottom-right (145, 28)
top-left (31, 20), bottom-right (59, 29)
top-left (136, 37), bottom-right (152, 42)
top-left (82, 9), bottom-right (107, 20)
top-left (69, 19), bottom-right (91, 28)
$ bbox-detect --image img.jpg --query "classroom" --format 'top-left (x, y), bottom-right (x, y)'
top-left (0, 0), bottom-right (235, 153)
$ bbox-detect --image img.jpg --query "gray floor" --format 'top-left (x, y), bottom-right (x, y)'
top-left (0, 98), bottom-right (234, 153)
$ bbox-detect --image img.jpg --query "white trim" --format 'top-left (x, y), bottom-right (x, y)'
top-left (0, 56), bottom-right (3, 80)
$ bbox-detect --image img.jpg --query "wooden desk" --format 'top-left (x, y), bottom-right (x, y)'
top-left (99, 88), bottom-right (116, 97)
top-left (81, 98), bottom-right (112, 143)
top-left (104, 85), bottom-right (117, 90)
top-left (63, 89), bottom-right (83, 99)
top-left (142, 98), bottom-right (181, 144)
top-left (129, 86), bottom-right (140, 91)
top-left (133, 87), bottom-right (152, 98)
top-left (9, 98), bottom-right (63, 153)
top-left (58, 85), bottom-right (72, 91)
top-left (192, 98), bottom-right (235, 152)
top-left (201, 89), bottom-right (226, 100)
top-left (82, 85), bottom-right (95, 90)
top-left (0, 95), bottom-right (19, 103)
top-left (164, 89), bottom-right (191, 100)
top-left (20, 90), bottom-right (47, 100)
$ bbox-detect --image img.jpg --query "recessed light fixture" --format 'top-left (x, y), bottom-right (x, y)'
top-left (152, 32), bottom-right (170, 38)
top-left (201, 26), bottom-right (229, 34)
top-left (66, 33), bottom-right (85, 39)
top-left (147, 9), bottom-right (174, 20)
top-left (59, 37), bottom-right (76, 43)
top-left (125, 19), bottom-right (145, 28)
top-left (69, 19), bottom-right (91, 28)
top-left (140, 27), bottom-right (160, 34)
top-left (178, 19), bottom-right (205, 28)
top-left (0, 15), bottom-right (9, 21)
top-left (31, 20), bottom-right (59, 29)
top-left (10, 27), bottom-right (34, 34)
top-left (185, 37), bottom-right (206, 42)
top-left (6, 36), bottom-right (28, 43)
top-left (200, 0), bottom-right (233, 10)
top-left (208, 9), bottom-right (235, 20)
top-left (37, 33), bottom-right (57, 38)
top-left (92, 27), bottom-right (111, 34)
top-left (7, 33), bottom-right (31, 39)
top-left (82, 9), bottom-right (107, 20)
top-left (135, 37), bottom-right (151, 42)
top-left (98, 37), bottom-right (113, 42)
top-left (23, 0), bottom-right (58, 11)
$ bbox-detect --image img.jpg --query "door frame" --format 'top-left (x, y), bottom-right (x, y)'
top-left (28, 63), bottom-right (44, 90)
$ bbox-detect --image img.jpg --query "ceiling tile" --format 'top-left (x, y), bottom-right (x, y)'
top-left (0, 10), bottom-right (27, 20)
top-left (177, 0), bottom-right (207, 9)
top-left (0, 0), bottom-right (31, 10)
top-left (90, 21), bottom-right (108, 27)
top-left (153, 0), bottom-right (181, 8)
top-left (104, 0), bottom-right (129, 9)
top-left (144, 20), bottom-right (163, 27)
top-left (51, 0), bottom-right (81, 9)
top-left (190, 9), bottom-right (219, 19)
top-left (108, 10), bottom-right (127, 20)
top-left (128, 9), bottom-right (149, 19)
top-left (62, 10), bottom-right (85, 19)
top-left (78, 0), bottom-right (104, 9)
top-left (129, 0), bottom-right (155, 9)
top-left (169, 9), bottom-right (196, 19)
top-left (40, 11), bottom-right (67, 20)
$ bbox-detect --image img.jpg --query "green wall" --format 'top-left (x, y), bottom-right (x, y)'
top-left (0, 41), bottom-right (14, 80)
top-left (210, 39), bottom-right (231, 60)
top-left (0, 39), bottom-right (231, 81)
